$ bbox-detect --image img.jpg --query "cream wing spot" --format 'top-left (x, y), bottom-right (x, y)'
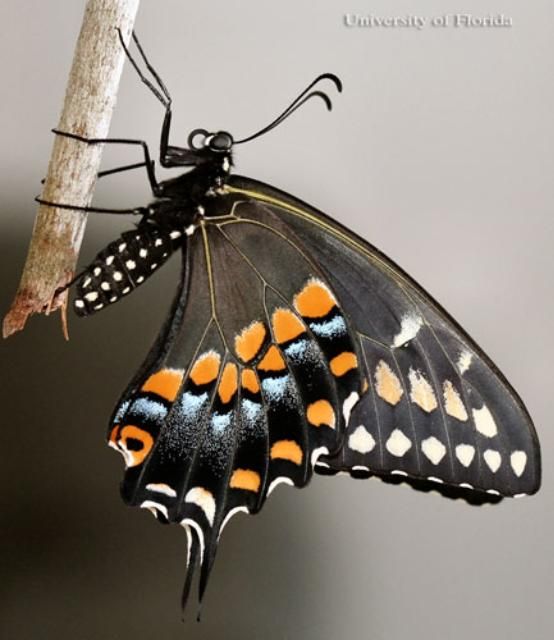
top-left (408, 368), bottom-right (438, 413)
top-left (348, 425), bottom-right (376, 454)
top-left (374, 360), bottom-right (403, 405)
top-left (455, 444), bottom-right (475, 467)
top-left (421, 436), bottom-right (446, 465)
top-left (484, 449), bottom-right (502, 473)
top-left (185, 487), bottom-right (216, 526)
top-left (472, 405), bottom-right (498, 437)
top-left (385, 429), bottom-right (412, 457)
top-left (510, 451), bottom-right (527, 477)
top-left (443, 380), bottom-right (468, 421)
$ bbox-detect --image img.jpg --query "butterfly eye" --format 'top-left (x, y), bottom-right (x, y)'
top-left (207, 131), bottom-right (234, 152)
top-left (187, 128), bottom-right (209, 150)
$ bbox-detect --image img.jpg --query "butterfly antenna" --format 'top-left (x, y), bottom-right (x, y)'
top-left (235, 72), bottom-right (342, 144)
top-left (116, 28), bottom-right (171, 108)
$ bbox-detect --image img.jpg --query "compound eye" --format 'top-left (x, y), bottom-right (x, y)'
top-left (208, 131), bottom-right (233, 152)
top-left (188, 128), bottom-right (209, 150)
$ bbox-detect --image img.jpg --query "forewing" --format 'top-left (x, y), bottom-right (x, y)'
top-left (225, 175), bottom-right (541, 502)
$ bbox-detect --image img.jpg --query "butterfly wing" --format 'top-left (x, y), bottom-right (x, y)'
top-left (225, 175), bottom-right (541, 501)
top-left (107, 176), bottom-right (540, 607)
top-left (108, 211), bottom-right (362, 605)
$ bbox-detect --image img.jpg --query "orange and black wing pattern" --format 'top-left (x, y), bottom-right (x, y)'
top-left (108, 211), bottom-right (363, 604)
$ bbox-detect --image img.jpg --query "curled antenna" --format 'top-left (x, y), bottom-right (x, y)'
top-left (235, 73), bottom-right (343, 144)
top-left (116, 28), bottom-right (172, 108)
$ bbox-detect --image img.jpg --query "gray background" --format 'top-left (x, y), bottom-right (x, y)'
top-left (1, 1), bottom-right (553, 638)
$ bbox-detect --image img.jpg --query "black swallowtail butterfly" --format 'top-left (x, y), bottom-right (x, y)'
top-left (39, 31), bottom-right (541, 611)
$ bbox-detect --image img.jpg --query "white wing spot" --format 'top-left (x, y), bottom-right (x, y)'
top-left (139, 248), bottom-right (148, 258)
top-left (455, 444), bottom-right (475, 467)
top-left (348, 425), bottom-right (376, 454)
top-left (185, 487), bottom-right (216, 526)
top-left (84, 292), bottom-right (99, 302)
top-left (140, 500), bottom-right (168, 520)
top-left (457, 350), bottom-right (473, 374)
top-left (510, 451), bottom-right (527, 477)
top-left (122, 287), bottom-right (131, 295)
top-left (458, 482), bottom-right (474, 489)
top-left (151, 263), bottom-right (158, 270)
top-left (170, 230), bottom-right (182, 239)
top-left (409, 368), bottom-right (438, 412)
top-left (93, 267), bottom-right (101, 277)
top-left (83, 277), bottom-right (91, 287)
top-left (484, 449), bottom-right (502, 473)
top-left (93, 303), bottom-right (104, 310)
top-left (219, 506), bottom-right (249, 537)
top-left (421, 436), bottom-right (446, 465)
top-left (105, 255), bottom-right (114, 266)
top-left (393, 313), bottom-right (423, 348)
top-left (136, 276), bottom-right (145, 284)
top-left (427, 476), bottom-right (444, 484)
top-left (118, 243), bottom-right (127, 252)
top-left (100, 282), bottom-right (110, 291)
top-left (154, 238), bottom-right (163, 247)
top-left (75, 300), bottom-right (84, 309)
top-left (343, 391), bottom-right (360, 425)
top-left (311, 446), bottom-right (329, 467)
top-left (146, 483), bottom-right (177, 498)
top-left (391, 470), bottom-right (408, 476)
top-left (385, 429), bottom-right (412, 457)
top-left (473, 405), bottom-right (498, 437)
top-left (109, 296), bottom-right (117, 303)
top-left (113, 271), bottom-right (123, 282)
top-left (125, 259), bottom-right (136, 270)
top-left (267, 477), bottom-right (294, 496)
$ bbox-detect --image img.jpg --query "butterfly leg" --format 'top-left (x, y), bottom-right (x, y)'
top-left (52, 128), bottom-right (162, 195)
top-left (35, 196), bottom-right (148, 216)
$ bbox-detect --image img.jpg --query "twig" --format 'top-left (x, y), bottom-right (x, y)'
top-left (3, 0), bottom-right (140, 338)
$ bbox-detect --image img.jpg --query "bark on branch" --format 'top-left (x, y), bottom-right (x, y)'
top-left (3, 0), bottom-right (140, 338)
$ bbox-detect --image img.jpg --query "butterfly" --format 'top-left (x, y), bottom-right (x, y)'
top-left (39, 31), bottom-right (541, 611)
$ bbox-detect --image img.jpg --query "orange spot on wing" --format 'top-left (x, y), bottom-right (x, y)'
top-left (272, 308), bottom-right (305, 344)
top-left (218, 362), bottom-right (238, 403)
top-left (257, 345), bottom-right (286, 372)
top-left (230, 469), bottom-right (261, 492)
top-left (306, 399), bottom-right (336, 428)
top-left (120, 425), bottom-right (154, 467)
top-left (270, 440), bottom-right (303, 465)
top-left (330, 352), bottom-right (358, 377)
top-left (141, 368), bottom-right (184, 402)
top-left (294, 279), bottom-right (336, 318)
top-left (241, 368), bottom-right (260, 394)
top-left (190, 351), bottom-right (221, 386)
top-left (235, 321), bottom-right (267, 363)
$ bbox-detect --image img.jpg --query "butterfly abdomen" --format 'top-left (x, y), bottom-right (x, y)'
top-left (74, 226), bottom-right (184, 316)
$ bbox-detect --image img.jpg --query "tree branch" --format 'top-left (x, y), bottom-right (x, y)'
top-left (3, 0), bottom-right (140, 338)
